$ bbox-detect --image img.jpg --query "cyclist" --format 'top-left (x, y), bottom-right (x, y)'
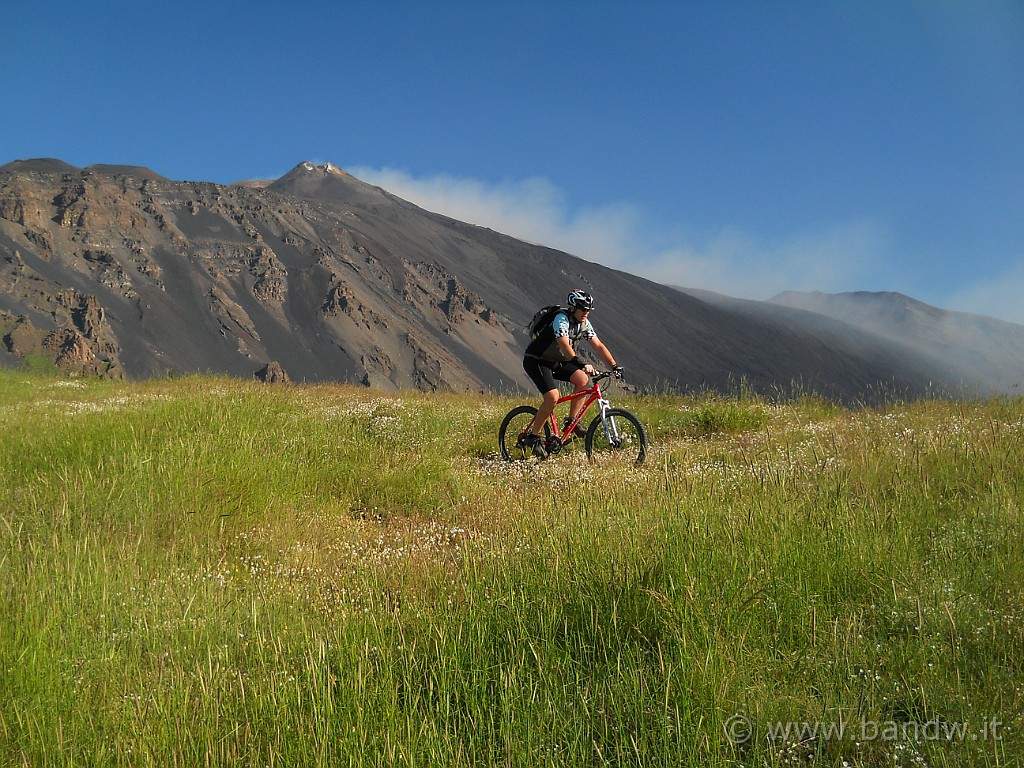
top-left (522, 289), bottom-right (623, 457)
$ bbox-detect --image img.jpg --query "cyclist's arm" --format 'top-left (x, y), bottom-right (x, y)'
top-left (588, 336), bottom-right (618, 369)
top-left (557, 336), bottom-right (596, 373)
top-left (556, 336), bottom-right (575, 361)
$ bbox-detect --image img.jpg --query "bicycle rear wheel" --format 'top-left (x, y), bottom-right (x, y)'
top-left (584, 408), bottom-right (647, 465)
top-left (498, 405), bottom-right (550, 461)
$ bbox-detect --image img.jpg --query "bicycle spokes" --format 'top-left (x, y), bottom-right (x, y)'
top-left (585, 408), bottom-right (647, 465)
top-left (498, 405), bottom-right (552, 461)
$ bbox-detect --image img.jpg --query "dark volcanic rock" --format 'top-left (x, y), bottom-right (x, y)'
top-left (255, 361), bottom-right (290, 384)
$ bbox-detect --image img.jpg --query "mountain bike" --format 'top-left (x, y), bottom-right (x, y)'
top-left (498, 371), bottom-right (647, 464)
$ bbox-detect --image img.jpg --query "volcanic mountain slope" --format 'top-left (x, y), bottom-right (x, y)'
top-left (771, 290), bottom-right (1024, 392)
top-left (0, 158), bottom-right (990, 400)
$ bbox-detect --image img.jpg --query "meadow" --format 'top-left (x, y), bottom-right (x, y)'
top-left (0, 370), bottom-right (1021, 767)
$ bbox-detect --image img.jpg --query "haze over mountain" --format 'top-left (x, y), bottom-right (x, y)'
top-left (0, 158), bottom-right (1014, 402)
top-left (770, 290), bottom-right (1024, 393)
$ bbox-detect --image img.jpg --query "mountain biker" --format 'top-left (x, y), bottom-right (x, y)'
top-left (522, 289), bottom-right (623, 457)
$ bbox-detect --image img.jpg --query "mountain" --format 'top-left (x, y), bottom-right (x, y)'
top-left (0, 158), bottom-right (1000, 401)
top-left (770, 290), bottom-right (1024, 393)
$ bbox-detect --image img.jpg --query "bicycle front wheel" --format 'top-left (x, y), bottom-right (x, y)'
top-left (498, 405), bottom-right (549, 461)
top-left (585, 408), bottom-right (647, 465)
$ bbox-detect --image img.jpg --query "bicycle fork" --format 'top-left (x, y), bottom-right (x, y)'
top-left (595, 394), bottom-right (622, 447)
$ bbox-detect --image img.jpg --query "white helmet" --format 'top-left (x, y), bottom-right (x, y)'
top-left (567, 289), bottom-right (595, 311)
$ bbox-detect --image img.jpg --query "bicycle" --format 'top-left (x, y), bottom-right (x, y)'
top-left (498, 370), bottom-right (647, 464)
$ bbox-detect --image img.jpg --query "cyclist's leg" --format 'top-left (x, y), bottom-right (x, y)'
top-left (555, 361), bottom-right (591, 423)
top-left (533, 389), bottom-right (559, 437)
top-left (524, 357), bottom-right (559, 437)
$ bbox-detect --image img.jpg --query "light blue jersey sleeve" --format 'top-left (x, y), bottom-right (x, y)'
top-left (552, 312), bottom-right (596, 341)
top-left (552, 312), bottom-right (571, 338)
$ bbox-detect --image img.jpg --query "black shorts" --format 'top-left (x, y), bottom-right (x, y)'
top-left (523, 356), bottom-right (585, 394)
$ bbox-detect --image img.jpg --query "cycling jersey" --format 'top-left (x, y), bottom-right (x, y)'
top-left (525, 311), bottom-right (597, 363)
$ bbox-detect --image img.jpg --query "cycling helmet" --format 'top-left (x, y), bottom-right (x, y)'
top-left (567, 289), bottom-right (595, 311)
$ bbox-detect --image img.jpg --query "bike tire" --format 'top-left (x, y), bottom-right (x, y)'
top-left (498, 405), bottom-right (550, 461)
top-left (584, 408), bottom-right (647, 465)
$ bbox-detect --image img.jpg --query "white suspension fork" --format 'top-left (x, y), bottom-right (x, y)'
top-left (596, 392), bottom-right (619, 443)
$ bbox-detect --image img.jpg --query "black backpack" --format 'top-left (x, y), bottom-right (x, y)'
top-left (527, 305), bottom-right (566, 341)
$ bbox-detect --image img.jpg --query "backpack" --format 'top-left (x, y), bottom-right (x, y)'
top-left (527, 305), bottom-right (566, 340)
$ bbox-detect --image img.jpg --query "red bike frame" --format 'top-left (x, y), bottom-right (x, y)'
top-left (528, 373), bottom-right (610, 446)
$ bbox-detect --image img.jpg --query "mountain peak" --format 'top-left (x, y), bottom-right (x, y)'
top-left (0, 158), bottom-right (81, 175)
top-left (772, 289), bottom-right (931, 316)
top-left (268, 161), bottom-right (391, 207)
top-left (292, 161), bottom-right (350, 178)
top-left (85, 164), bottom-right (168, 181)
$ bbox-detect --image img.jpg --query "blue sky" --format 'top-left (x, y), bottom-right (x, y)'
top-left (4, 1), bottom-right (1023, 322)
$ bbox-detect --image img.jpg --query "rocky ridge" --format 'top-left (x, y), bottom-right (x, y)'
top-left (0, 158), bottom-right (997, 400)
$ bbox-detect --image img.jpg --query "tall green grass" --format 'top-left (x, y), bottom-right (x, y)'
top-left (1, 371), bottom-right (1021, 766)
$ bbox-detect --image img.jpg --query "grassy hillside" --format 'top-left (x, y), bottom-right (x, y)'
top-left (1, 371), bottom-right (1021, 767)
